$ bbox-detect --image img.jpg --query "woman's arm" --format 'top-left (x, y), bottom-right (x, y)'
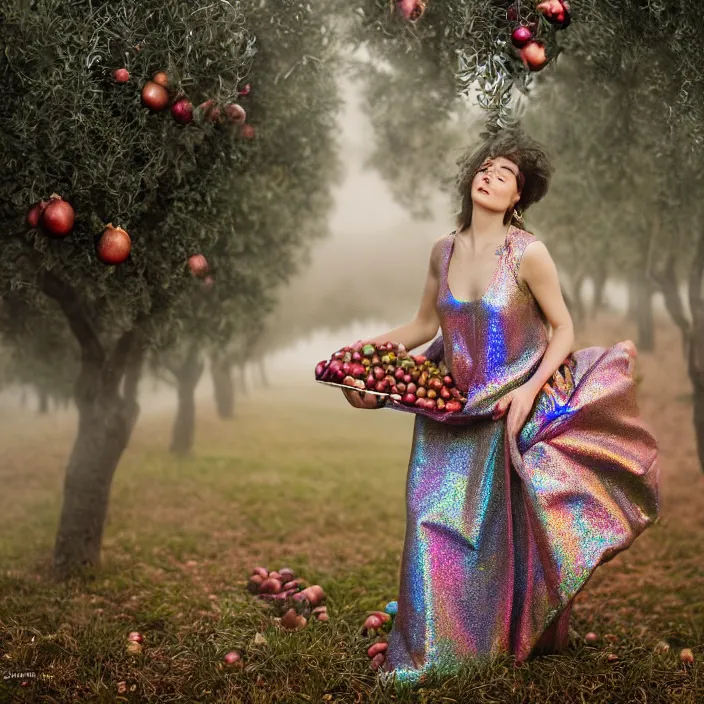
top-left (519, 240), bottom-right (575, 396)
top-left (366, 236), bottom-right (445, 350)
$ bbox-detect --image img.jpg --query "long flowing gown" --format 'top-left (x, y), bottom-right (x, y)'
top-left (380, 225), bottom-right (660, 684)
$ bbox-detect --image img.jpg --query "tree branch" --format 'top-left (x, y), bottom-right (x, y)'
top-left (41, 271), bottom-right (105, 366)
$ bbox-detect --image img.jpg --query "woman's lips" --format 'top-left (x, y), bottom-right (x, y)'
top-left (478, 187), bottom-right (489, 194)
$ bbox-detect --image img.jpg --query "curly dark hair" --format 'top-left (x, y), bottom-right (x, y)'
top-left (455, 128), bottom-right (553, 232)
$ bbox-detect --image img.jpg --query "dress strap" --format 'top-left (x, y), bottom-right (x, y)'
top-left (505, 228), bottom-right (538, 292)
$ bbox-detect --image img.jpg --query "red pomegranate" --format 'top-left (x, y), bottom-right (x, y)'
top-left (40, 194), bottom-right (74, 237)
top-left (26, 200), bottom-right (48, 229)
top-left (152, 71), bottom-right (169, 87)
top-left (188, 254), bottom-right (208, 277)
top-left (171, 98), bottom-right (193, 125)
top-left (511, 26), bottom-right (533, 48)
top-left (238, 83), bottom-right (252, 96)
top-left (112, 68), bottom-right (130, 84)
top-left (537, 0), bottom-right (571, 29)
top-left (97, 224), bottom-right (132, 264)
top-left (240, 123), bottom-right (255, 140)
top-left (225, 103), bottom-right (246, 124)
top-left (396, 0), bottom-right (426, 21)
top-left (520, 41), bottom-right (549, 71)
top-left (141, 81), bottom-right (169, 111)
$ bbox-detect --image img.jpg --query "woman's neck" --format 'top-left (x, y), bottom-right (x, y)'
top-left (458, 208), bottom-right (511, 247)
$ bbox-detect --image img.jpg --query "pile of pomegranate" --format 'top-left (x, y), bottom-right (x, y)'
top-left (247, 565), bottom-right (328, 631)
top-left (315, 341), bottom-right (467, 413)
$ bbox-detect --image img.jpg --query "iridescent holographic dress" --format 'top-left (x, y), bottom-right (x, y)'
top-left (381, 225), bottom-right (660, 683)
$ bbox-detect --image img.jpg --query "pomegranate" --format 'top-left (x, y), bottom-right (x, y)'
top-left (251, 566), bottom-right (268, 579)
top-left (511, 26), bottom-right (533, 48)
top-left (40, 194), bottom-right (74, 237)
top-left (240, 123), bottom-right (255, 140)
top-left (506, 5), bottom-right (518, 21)
top-left (128, 631), bottom-right (143, 643)
top-left (225, 103), bottom-right (246, 124)
top-left (223, 651), bottom-right (242, 665)
top-left (258, 577), bottom-right (282, 594)
top-left (238, 83), bottom-right (251, 96)
top-left (584, 632), bottom-right (598, 644)
top-left (396, 0), bottom-right (426, 21)
top-left (520, 41), bottom-right (549, 71)
top-left (26, 200), bottom-right (48, 229)
top-left (188, 253), bottom-right (208, 277)
top-left (152, 71), bottom-right (169, 87)
top-left (368, 641), bottom-right (389, 658)
top-left (141, 81), bottom-right (169, 111)
top-left (537, 0), bottom-right (571, 29)
top-left (363, 615), bottom-right (383, 632)
top-left (112, 68), bottom-right (130, 83)
top-left (680, 648), bottom-right (694, 664)
top-left (171, 98), bottom-right (193, 125)
top-left (97, 224), bottom-right (131, 264)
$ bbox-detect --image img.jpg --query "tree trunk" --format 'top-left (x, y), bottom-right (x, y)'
top-left (210, 352), bottom-right (235, 419)
top-left (53, 383), bottom-right (139, 578)
top-left (651, 250), bottom-right (690, 361)
top-left (41, 272), bottom-right (146, 579)
top-left (52, 335), bottom-right (144, 578)
top-left (630, 269), bottom-right (655, 352)
top-left (170, 342), bottom-right (204, 457)
top-left (257, 358), bottom-right (269, 388)
top-left (237, 363), bottom-right (249, 396)
top-left (37, 387), bottom-right (49, 414)
top-left (687, 227), bottom-right (704, 473)
top-left (627, 276), bottom-right (637, 318)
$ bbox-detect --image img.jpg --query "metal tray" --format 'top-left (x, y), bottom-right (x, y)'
top-left (316, 379), bottom-right (390, 397)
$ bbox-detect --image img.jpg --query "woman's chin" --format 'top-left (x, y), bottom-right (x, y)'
top-left (470, 198), bottom-right (503, 214)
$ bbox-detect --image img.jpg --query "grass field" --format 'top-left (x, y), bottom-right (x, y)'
top-left (0, 313), bottom-right (702, 703)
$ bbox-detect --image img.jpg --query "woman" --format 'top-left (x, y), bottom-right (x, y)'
top-left (341, 129), bottom-right (660, 684)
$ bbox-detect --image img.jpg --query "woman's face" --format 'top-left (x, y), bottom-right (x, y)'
top-left (471, 156), bottom-right (522, 214)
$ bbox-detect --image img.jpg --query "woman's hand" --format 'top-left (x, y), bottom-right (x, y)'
top-left (492, 383), bottom-right (539, 437)
top-left (341, 387), bottom-right (387, 410)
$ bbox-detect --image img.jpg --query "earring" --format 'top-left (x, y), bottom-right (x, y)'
top-left (513, 208), bottom-right (524, 224)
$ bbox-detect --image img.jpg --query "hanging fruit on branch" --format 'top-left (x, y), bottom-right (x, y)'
top-left (152, 71), bottom-right (169, 88)
top-left (142, 81), bottom-right (169, 111)
top-left (240, 124), bottom-right (255, 140)
top-left (26, 200), bottom-right (49, 229)
top-left (536, 0), bottom-right (571, 29)
top-left (40, 194), bottom-right (75, 237)
top-left (96, 224), bottom-right (132, 264)
top-left (511, 26), bottom-right (533, 48)
top-left (519, 41), bottom-right (549, 71)
top-left (171, 98), bottom-right (193, 125)
top-left (238, 83), bottom-right (251, 97)
top-left (396, 0), bottom-right (427, 22)
top-left (225, 103), bottom-right (247, 125)
top-left (188, 254), bottom-right (209, 277)
top-left (111, 68), bottom-right (130, 84)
